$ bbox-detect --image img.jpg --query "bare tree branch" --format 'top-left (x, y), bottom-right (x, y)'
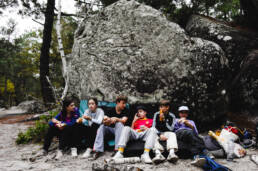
top-left (46, 76), bottom-right (58, 103)
top-left (32, 18), bottom-right (44, 26)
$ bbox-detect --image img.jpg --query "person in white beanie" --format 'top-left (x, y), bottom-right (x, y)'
top-left (174, 105), bottom-right (214, 166)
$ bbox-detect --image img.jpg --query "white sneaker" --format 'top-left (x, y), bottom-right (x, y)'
top-left (152, 154), bottom-right (165, 164)
top-left (112, 151), bottom-right (124, 159)
top-left (55, 150), bottom-right (63, 160)
top-left (141, 153), bottom-right (152, 164)
top-left (71, 147), bottom-right (78, 157)
top-left (82, 148), bottom-right (92, 158)
top-left (191, 156), bottom-right (206, 167)
top-left (36, 149), bottom-right (48, 157)
top-left (167, 153), bottom-right (178, 163)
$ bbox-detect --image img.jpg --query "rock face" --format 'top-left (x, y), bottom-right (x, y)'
top-left (68, 0), bottom-right (227, 128)
top-left (186, 15), bottom-right (258, 75)
top-left (231, 50), bottom-right (258, 115)
top-left (17, 100), bottom-right (46, 114)
top-left (186, 15), bottom-right (258, 116)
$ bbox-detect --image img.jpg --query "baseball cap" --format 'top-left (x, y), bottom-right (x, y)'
top-left (178, 106), bottom-right (189, 111)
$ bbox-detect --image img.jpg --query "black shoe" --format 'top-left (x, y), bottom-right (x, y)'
top-left (91, 152), bottom-right (103, 160)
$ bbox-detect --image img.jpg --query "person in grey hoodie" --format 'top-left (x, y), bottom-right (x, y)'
top-left (71, 97), bottom-right (104, 158)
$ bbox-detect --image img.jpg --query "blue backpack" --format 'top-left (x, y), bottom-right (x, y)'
top-left (200, 155), bottom-right (232, 171)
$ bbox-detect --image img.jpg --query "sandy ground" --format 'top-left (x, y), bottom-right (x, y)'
top-left (0, 119), bottom-right (258, 171)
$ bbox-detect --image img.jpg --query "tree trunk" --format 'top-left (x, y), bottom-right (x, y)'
top-left (56, 0), bottom-right (69, 101)
top-left (39, 0), bottom-right (55, 106)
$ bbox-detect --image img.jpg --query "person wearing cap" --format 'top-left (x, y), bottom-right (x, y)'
top-left (174, 105), bottom-right (214, 166)
top-left (152, 100), bottom-right (179, 164)
top-left (174, 106), bottom-right (198, 134)
top-left (112, 106), bottom-right (157, 164)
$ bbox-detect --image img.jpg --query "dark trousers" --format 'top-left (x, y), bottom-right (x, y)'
top-left (73, 123), bottom-right (99, 149)
top-left (43, 125), bottom-right (73, 151)
top-left (176, 129), bottom-right (206, 156)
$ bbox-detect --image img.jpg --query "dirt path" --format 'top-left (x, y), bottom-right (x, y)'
top-left (0, 114), bottom-right (35, 125)
top-left (0, 117), bottom-right (257, 170)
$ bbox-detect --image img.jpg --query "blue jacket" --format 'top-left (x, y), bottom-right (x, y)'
top-left (49, 107), bottom-right (80, 127)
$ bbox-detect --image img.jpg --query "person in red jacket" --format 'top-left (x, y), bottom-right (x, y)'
top-left (112, 106), bottom-right (157, 164)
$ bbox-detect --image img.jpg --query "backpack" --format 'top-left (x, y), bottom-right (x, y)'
top-left (200, 155), bottom-right (232, 171)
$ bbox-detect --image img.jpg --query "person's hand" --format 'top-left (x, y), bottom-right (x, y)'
top-left (160, 134), bottom-right (168, 141)
top-left (178, 118), bottom-right (186, 124)
top-left (140, 125), bottom-right (147, 131)
top-left (55, 120), bottom-right (61, 125)
top-left (238, 149), bottom-right (246, 157)
top-left (133, 113), bottom-right (139, 121)
top-left (57, 123), bottom-right (66, 130)
top-left (110, 117), bottom-right (117, 124)
top-left (159, 111), bottom-right (165, 121)
top-left (76, 118), bottom-right (83, 123)
top-left (83, 115), bottom-right (91, 120)
top-left (56, 123), bottom-right (61, 128)
top-left (59, 123), bottom-right (66, 130)
top-left (103, 117), bottom-right (111, 126)
top-left (184, 120), bottom-right (190, 125)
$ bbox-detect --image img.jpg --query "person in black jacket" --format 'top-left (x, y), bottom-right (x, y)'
top-left (152, 100), bottom-right (179, 164)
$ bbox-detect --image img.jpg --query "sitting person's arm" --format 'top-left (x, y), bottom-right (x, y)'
top-left (83, 109), bottom-right (105, 125)
top-left (112, 116), bottom-right (128, 125)
top-left (52, 113), bottom-right (61, 125)
top-left (179, 118), bottom-right (198, 133)
top-left (91, 109), bottom-right (104, 125)
top-left (52, 118), bottom-right (61, 124)
top-left (131, 113), bottom-right (139, 128)
top-left (52, 114), bottom-right (66, 129)
top-left (103, 116), bottom-right (112, 126)
top-left (183, 119), bottom-right (194, 130)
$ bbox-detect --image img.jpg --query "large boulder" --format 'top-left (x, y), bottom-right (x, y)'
top-left (186, 15), bottom-right (258, 116)
top-left (186, 15), bottom-right (258, 75)
top-left (67, 0), bottom-right (227, 129)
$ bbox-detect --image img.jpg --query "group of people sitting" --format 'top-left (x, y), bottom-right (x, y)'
top-left (41, 95), bottom-right (242, 166)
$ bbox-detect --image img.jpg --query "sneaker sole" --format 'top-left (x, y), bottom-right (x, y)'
top-left (141, 157), bottom-right (153, 164)
top-left (167, 157), bottom-right (178, 163)
top-left (191, 158), bottom-right (206, 167)
top-left (152, 158), bottom-right (165, 164)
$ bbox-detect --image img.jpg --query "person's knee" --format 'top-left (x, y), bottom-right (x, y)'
top-left (98, 124), bottom-right (105, 130)
top-left (96, 124), bottom-right (105, 135)
top-left (123, 126), bottom-right (131, 132)
top-left (149, 127), bottom-right (157, 133)
top-left (165, 132), bottom-right (176, 138)
top-left (115, 122), bottom-right (124, 128)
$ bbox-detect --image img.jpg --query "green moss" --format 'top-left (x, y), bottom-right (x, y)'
top-left (16, 110), bottom-right (59, 144)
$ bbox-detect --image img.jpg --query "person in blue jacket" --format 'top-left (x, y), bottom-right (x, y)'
top-left (43, 97), bottom-right (79, 159)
